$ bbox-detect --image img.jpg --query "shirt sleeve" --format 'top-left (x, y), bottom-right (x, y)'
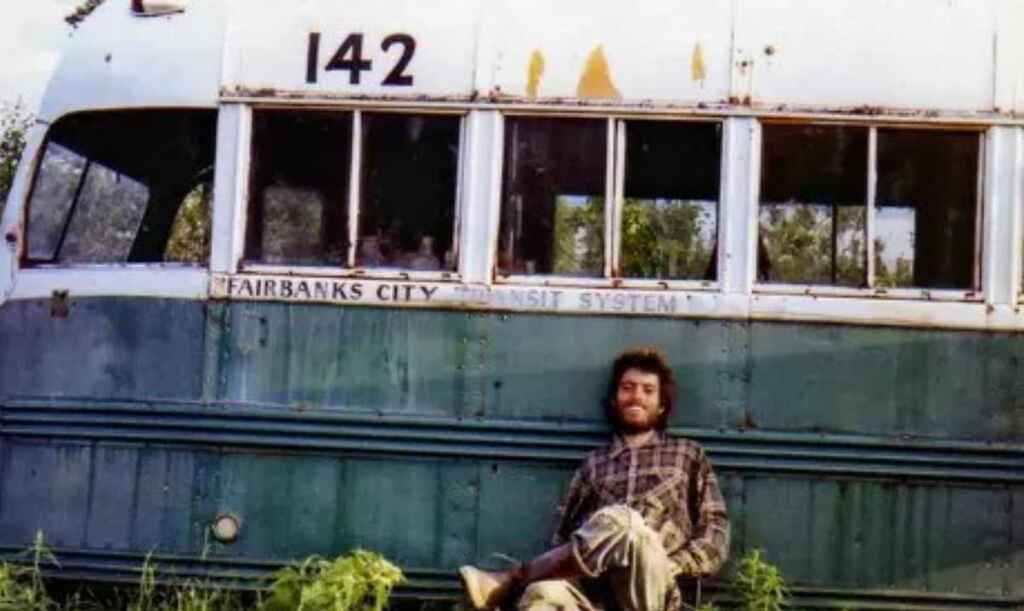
top-left (670, 449), bottom-right (730, 577)
top-left (550, 462), bottom-right (590, 547)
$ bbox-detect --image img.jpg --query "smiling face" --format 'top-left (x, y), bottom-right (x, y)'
top-left (612, 367), bottom-right (664, 434)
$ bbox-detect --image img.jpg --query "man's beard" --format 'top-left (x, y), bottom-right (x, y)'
top-left (609, 405), bottom-right (659, 434)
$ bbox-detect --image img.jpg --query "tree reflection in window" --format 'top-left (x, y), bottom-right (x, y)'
top-left (621, 120), bottom-right (720, 280)
top-left (759, 124), bottom-right (867, 286)
top-left (876, 129), bottom-right (979, 289)
top-left (499, 117), bottom-right (606, 277)
top-left (759, 123), bottom-right (980, 290)
top-left (552, 195), bottom-right (603, 275)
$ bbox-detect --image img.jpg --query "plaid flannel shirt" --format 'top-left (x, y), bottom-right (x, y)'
top-left (552, 432), bottom-right (730, 583)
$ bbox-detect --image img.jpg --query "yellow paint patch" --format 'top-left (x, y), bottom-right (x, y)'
top-left (577, 46), bottom-right (620, 100)
top-left (527, 50), bottom-right (545, 99)
top-left (691, 42), bottom-right (706, 84)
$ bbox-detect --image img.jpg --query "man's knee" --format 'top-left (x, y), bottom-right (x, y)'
top-left (586, 504), bottom-right (656, 542)
top-left (570, 504), bottom-right (668, 579)
top-left (519, 580), bottom-right (579, 607)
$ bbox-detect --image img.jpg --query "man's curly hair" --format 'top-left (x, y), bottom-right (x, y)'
top-left (605, 347), bottom-right (676, 431)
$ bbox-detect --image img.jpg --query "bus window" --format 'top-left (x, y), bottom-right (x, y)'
top-left (759, 124), bottom-right (868, 286)
top-left (498, 117), bottom-right (607, 277)
top-left (621, 120), bottom-right (720, 281)
top-left (876, 129), bottom-right (979, 290)
top-left (358, 113), bottom-right (459, 271)
top-left (759, 123), bottom-right (981, 290)
top-left (245, 110), bottom-right (460, 272)
top-left (245, 111), bottom-right (352, 267)
top-left (23, 110), bottom-right (216, 266)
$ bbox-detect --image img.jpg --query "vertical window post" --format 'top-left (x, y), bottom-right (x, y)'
top-left (346, 109), bottom-right (363, 267)
top-left (451, 116), bottom-right (467, 274)
top-left (611, 119), bottom-right (626, 278)
top-left (719, 117), bottom-right (760, 294)
top-left (604, 117), bottom-right (616, 278)
top-left (458, 110), bottom-right (502, 284)
top-left (982, 126), bottom-right (1023, 304)
top-left (211, 104), bottom-right (251, 274)
top-left (974, 133), bottom-right (985, 293)
top-left (866, 126), bottom-right (877, 288)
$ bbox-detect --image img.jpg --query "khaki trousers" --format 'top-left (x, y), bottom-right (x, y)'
top-left (517, 504), bottom-right (674, 611)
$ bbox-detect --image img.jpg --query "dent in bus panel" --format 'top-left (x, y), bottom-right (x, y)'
top-left (622, 120), bottom-right (720, 281)
top-left (245, 111), bottom-right (352, 267)
top-left (23, 110), bottom-right (217, 266)
top-left (876, 129), bottom-right (979, 290)
top-left (758, 125), bottom-right (867, 286)
top-left (498, 117), bottom-right (606, 277)
top-left (357, 113), bottom-right (459, 271)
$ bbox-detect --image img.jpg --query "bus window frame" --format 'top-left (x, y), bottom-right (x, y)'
top-left (752, 120), bottom-right (987, 302)
top-left (18, 108), bottom-right (218, 272)
top-left (8, 103), bottom-right (1023, 331)
top-left (236, 105), bottom-right (467, 283)
top-left (494, 111), bottom-right (724, 291)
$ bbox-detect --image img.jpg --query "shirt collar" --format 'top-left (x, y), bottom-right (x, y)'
top-left (609, 430), bottom-right (665, 457)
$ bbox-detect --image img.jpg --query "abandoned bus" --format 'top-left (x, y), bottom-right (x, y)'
top-left (1, 0), bottom-right (1022, 608)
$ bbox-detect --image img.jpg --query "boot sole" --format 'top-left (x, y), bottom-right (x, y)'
top-left (458, 566), bottom-right (491, 610)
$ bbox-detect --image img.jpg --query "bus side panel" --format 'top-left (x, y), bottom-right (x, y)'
top-left (0, 298), bottom-right (1021, 607)
top-left (738, 477), bottom-right (1014, 595)
top-left (0, 298), bottom-right (205, 400)
top-left (748, 324), bottom-right (1024, 440)
top-left (211, 304), bottom-right (1024, 441)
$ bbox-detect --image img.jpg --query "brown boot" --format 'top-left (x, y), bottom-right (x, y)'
top-left (458, 565), bottom-right (519, 610)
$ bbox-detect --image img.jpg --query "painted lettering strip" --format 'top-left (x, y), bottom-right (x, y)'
top-left (209, 274), bottom-right (1024, 331)
top-left (209, 273), bottom-right (724, 317)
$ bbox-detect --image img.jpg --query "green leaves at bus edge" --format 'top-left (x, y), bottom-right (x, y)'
top-left (259, 549), bottom-right (404, 611)
top-left (0, 99), bottom-right (32, 204)
top-left (731, 549), bottom-right (789, 611)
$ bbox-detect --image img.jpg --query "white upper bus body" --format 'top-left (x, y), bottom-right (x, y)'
top-left (4, 0), bottom-right (1024, 331)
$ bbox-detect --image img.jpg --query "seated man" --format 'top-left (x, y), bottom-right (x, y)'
top-left (460, 347), bottom-right (730, 611)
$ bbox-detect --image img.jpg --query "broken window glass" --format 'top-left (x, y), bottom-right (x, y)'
top-left (876, 129), bottom-right (979, 289)
top-left (24, 110), bottom-right (217, 265)
top-left (358, 113), bottom-right (459, 271)
top-left (59, 161), bottom-right (149, 263)
top-left (622, 120), bottom-right (720, 280)
top-left (246, 111), bottom-right (351, 266)
top-left (759, 124), bottom-right (867, 286)
top-left (25, 143), bottom-right (86, 261)
top-left (498, 117), bottom-right (606, 276)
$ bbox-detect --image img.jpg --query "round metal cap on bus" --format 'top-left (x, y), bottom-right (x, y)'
top-left (210, 513), bottom-right (241, 544)
top-left (131, 0), bottom-right (187, 16)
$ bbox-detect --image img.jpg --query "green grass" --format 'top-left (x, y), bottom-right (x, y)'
top-left (4, 534), bottom-right (790, 610)
top-left (686, 548), bottom-right (790, 611)
top-left (0, 533), bottom-right (403, 611)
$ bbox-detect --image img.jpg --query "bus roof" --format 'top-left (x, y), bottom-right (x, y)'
top-left (40, 0), bottom-right (1024, 123)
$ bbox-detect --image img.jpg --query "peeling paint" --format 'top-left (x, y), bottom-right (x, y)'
top-left (4, 224), bottom-right (19, 250)
top-left (526, 50), bottom-right (545, 99)
top-left (691, 42), bottom-right (706, 85)
top-left (577, 45), bottom-right (620, 100)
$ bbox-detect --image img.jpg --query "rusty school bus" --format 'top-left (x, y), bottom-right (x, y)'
top-left (1, 0), bottom-right (1022, 608)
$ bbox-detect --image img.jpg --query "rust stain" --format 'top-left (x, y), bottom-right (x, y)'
top-left (50, 290), bottom-right (70, 319)
top-left (4, 224), bottom-right (19, 248)
top-left (691, 42), bottom-right (706, 84)
top-left (577, 45), bottom-right (620, 100)
top-left (526, 50), bottom-right (545, 99)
